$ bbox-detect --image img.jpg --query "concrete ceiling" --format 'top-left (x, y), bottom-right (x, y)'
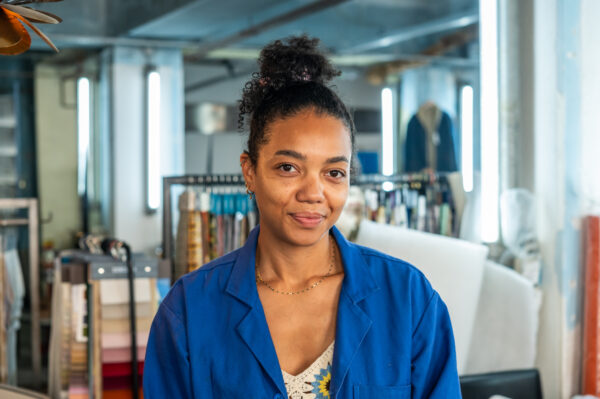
top-left (23, 0), bottom-right (478, 67)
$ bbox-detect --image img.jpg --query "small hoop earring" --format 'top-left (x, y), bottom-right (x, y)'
top-left (246, 188), bottom-right (254, 200)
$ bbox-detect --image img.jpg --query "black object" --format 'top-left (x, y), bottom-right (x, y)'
top-left (460, 369), bottom-right (543, 399)
top-left (122, 243), bottom-right (139, 399)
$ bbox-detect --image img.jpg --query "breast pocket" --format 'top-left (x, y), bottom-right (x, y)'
top-left (353, 384), bottom-right (411, 398)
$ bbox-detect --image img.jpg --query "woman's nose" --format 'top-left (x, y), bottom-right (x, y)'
top-left (296, 173), bottom-right (325, 203)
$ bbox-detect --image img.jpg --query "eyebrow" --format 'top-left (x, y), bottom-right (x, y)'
top-left (274, 150), bottom-right (349, 164)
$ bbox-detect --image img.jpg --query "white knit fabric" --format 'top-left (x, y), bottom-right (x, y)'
top-left (282, 341), bottom-right (335, 399)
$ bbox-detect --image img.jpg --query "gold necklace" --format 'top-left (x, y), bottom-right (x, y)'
top-left (255, 235), bottom-right (335, 295)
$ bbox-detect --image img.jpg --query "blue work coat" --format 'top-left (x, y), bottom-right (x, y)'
top-left (143, 226), bottom-right (461, 398)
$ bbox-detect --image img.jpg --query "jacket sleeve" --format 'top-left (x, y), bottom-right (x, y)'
top-left (143, 283), bottom-right (193, 398)
top-left (410, 291), bottom-right (462, 398)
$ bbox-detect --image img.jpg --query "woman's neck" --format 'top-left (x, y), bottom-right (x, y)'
top-left (256, 228), bottom-right (335, 288)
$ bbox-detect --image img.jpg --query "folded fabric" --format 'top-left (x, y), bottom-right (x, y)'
top-left (99, 279), bottom-right (152, 305)
top-left (103, 375), bottom-right (142, 390)
top-left (102, 388), bottom-right (143, 399)
top-left (102, 347), bottom-right (146, 363)
top-left (100, 318), bottom-right (153, 334)
top-left (101, 332), bottom-right (150, 349)
top-left (102, 361), bottom-right (144, 377)
top-left (101, 303), bottom-right (153, 320)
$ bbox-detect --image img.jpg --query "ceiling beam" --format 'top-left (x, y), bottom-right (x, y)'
top-left (106, 0), bottom-right (197, 37)
top-left (339, 9), bottom-right (479, 54)
top-left (185, 0), bottom-right (350, 62)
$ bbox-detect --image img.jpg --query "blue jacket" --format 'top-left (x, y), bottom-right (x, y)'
top-left (403, 111), bottom-right (458, 173)
top-left (143, 226), bottom-right (461, 398)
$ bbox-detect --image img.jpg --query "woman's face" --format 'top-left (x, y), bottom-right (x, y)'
top-left (241, 108), bottom-right (352, 247)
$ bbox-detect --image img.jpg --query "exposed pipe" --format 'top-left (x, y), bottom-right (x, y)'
top-left (185, 0), bottom-right (350, 61)
top-left (341, 9), bottom-right (479, 54)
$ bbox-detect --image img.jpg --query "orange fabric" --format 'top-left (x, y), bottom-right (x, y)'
top-left (102, 388), bottom-right (143, 399)
top-left (583, 215), bottom-right (600, 395)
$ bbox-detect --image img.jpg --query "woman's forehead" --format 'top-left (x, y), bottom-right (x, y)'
top-left (262, 111), bottom-right (352, 155)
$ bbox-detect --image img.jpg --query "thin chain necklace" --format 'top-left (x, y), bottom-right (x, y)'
top-left (255, 235), bottom-right (335, 295)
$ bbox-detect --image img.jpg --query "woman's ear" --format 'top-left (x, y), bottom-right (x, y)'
top-left (240, 152), bottom-right (255, 191)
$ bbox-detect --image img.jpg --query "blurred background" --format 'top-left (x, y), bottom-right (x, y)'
top-left (0, 0), bottom-right (598, 398)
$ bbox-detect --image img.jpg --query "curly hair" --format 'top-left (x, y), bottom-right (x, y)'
top-left (238, 35), bottom-right (355, 166)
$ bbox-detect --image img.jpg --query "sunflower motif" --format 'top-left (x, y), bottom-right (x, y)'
top-left (310, 363), bottom-right (332, 399)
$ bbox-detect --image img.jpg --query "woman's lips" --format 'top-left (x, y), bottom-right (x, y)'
top-left (290, 212), bottom-right (325, 228)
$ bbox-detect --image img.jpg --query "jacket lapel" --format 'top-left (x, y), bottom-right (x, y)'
top-left (329, 226), bottom-right (380, 398)
top-left (224, 225), bottom-right (380, 398)
top-left (225, 226), bottom-right (287, 395)
top-left (236, 304), bottom-right (287, 394)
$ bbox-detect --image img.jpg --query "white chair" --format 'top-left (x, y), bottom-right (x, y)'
top-left (352, 219), bottom-right (539, 375)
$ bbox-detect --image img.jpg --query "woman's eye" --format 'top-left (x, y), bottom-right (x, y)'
top-left (328, 170), bottom-right (346, 179)
top-left (278, 164), bottom-right (296, 173)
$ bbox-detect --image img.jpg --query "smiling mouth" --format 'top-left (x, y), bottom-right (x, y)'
top-left (289, 213), bottom-right (325, 227)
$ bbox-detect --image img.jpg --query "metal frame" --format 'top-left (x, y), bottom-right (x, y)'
top-left (0, 198), bottom-right (40, 386)
top-left (162, 174), bottom-right (246, 282)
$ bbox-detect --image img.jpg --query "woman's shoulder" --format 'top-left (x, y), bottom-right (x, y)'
top-left (157, 248), bottom-right (244, 319)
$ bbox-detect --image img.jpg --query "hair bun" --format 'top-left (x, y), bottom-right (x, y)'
top-left (239, 35), bottom-right (341, 126)
top-left (258, 35), bottom-right (340, 88)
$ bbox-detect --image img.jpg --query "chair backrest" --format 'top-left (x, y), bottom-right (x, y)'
top-left (354, 219), bottom-right (488, 373)
top-left (460, 369), bottom-right (543, 399)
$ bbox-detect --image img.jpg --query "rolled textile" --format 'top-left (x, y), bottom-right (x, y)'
top-left (582, 215), bottom-right (600, 395)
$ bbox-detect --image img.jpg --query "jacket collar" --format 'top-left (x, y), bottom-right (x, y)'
top-left (225, 225), bottom-right (379, 306)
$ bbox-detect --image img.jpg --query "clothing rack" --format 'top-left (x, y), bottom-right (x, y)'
top-left (351, 171), bottom-right (452, 186)
top-left (350, 172), bottom-right (459, 237)
top-left (0, 198), bottom-right (40, 388)
top-left (162, 174), bottom-right (247, 282)
top-left (162, 173), bottom-right (458, 276)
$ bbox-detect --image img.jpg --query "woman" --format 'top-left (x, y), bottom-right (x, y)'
top-left (144, 36), bottom-right (461, 398)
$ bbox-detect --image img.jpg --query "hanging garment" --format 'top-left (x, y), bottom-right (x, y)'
top-left (200, 192), bottom-right (212, 265)
top-left (186, 210), bottom-right (203, 273)
top-left (174, 190), bottom-right (194, 278)
top-left (2, 248), bottom-right (24, 385)
top-left (404, 104), bottom-right (458, 173)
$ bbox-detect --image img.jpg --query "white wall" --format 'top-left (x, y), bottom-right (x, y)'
top-left (110, 46), bottom-right (184, 252)
top-left (34, 65), bottom-right (80, 249)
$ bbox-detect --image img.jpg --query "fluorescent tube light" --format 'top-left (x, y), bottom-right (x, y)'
top-left (381, 87), bottom-right (394, 176)
top-left (461, 85), bottom-right (474, 193)
top-left (77, 77), bottom-right (90, 197)
top-left (480, 0), bottom-right (500, 243)
top-left (146, 70), bottom-right (161, 212)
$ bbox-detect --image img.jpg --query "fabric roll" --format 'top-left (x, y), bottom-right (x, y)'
top-left (186, 210), bottom-right (203, 273)
top-left (583, 215), bottom-right (600, 395)
top-left (175, 190), bottom-right (196, 280)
